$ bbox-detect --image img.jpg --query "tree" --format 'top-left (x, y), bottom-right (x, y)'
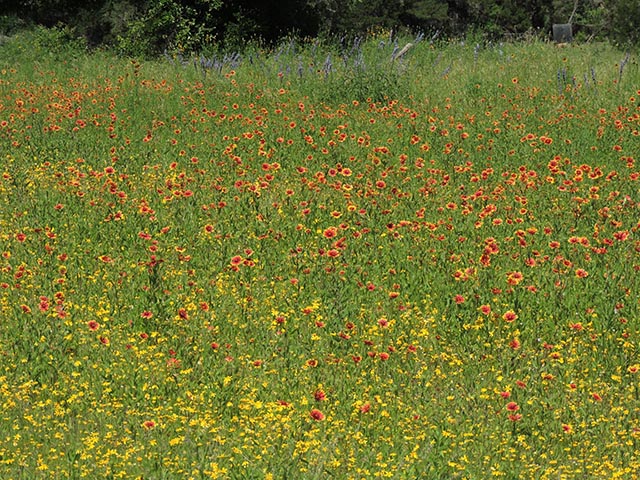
top-left (401, 0), bottom-right (450, 31)
top-left (308, 0), bottom-right (451, 36)
top-left (604, 0), bottom-right (640, 45)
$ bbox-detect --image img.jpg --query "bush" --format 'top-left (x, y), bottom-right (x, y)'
top-left (112, 0), bottom-right (222, 58)
top-left (28, 24), bottom-right (88, 58)
top-left (0, 15), bottom-right (29, 36)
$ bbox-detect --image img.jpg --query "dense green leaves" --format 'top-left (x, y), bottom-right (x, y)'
top-left (2, 0), bottom-right (639, 54)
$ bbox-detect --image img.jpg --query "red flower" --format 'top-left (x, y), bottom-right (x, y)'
top-left (506, 402), bottom-right (519, 412)
top-left (507, 271), bottom-right (523, 286)
top-left (323, 227), bottom-right (337, 239)
top-left (142, 420), bottom-right (156, 430)
top-left (167, 357), bottom-right (181, 368)
top-left (87, 320), bottom-right (100, 331)
top-left (454, 294), bottom-right (465, 304)
top-left (502, 310), bottom-right (518, 323)
top-left (309, 409), bottom-right (325, 421)
top-left (575, 268), bottom-right (589, 278)
top-left (314, 390), bottom-right (326, 401)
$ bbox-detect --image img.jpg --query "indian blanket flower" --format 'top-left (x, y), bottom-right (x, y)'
top-left (506, 402), bottom-right (520, 412)
top-left (142, 420), bottom-right (156, 430)
top-left (575, 268), bottom-right (589, 278)
top-left (323, 227), bottom-right (337, 239)
top-left (310, 409), bottom-right (325, 421)
top-left (507, 271), bottom-right (524, 285)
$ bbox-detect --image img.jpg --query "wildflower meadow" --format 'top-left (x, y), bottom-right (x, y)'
top-left (0, 31), bottom-right (639, 478)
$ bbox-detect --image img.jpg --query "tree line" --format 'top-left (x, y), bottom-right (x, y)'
top-left (1, 0), bottom-right (638, 56)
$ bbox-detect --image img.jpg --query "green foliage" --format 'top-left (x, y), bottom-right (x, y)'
top-left (218, 6), bottom-right (266, 52)
top-left (26, 24), bottom-right (88, 58)
top-left (4, 0), bottom-right (640, 55)
top-left (0, 14), bottom-right (29, 35)
top-left (461, 0), bottom-right (549, 39)
top-left (402, 0), bottom-right (450, 29)
top-left (320, 63), bottom-right (406, 103)
top-left (606, 0), bottom-right (640, 46)
top-left (113, 0), bottom-right (223, 57)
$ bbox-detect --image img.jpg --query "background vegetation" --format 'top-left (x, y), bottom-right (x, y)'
top-left (1, 0), bottom-right (639, 57)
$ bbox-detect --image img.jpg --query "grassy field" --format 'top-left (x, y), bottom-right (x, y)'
top-left (0, 31), bottom-right (639, 478)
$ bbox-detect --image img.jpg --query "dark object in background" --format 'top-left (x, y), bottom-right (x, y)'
top-left (553, 24), bottom-right (573, 43)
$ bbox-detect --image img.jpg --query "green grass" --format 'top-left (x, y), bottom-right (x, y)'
top-left (0, 31), bottom-right (639, 478)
